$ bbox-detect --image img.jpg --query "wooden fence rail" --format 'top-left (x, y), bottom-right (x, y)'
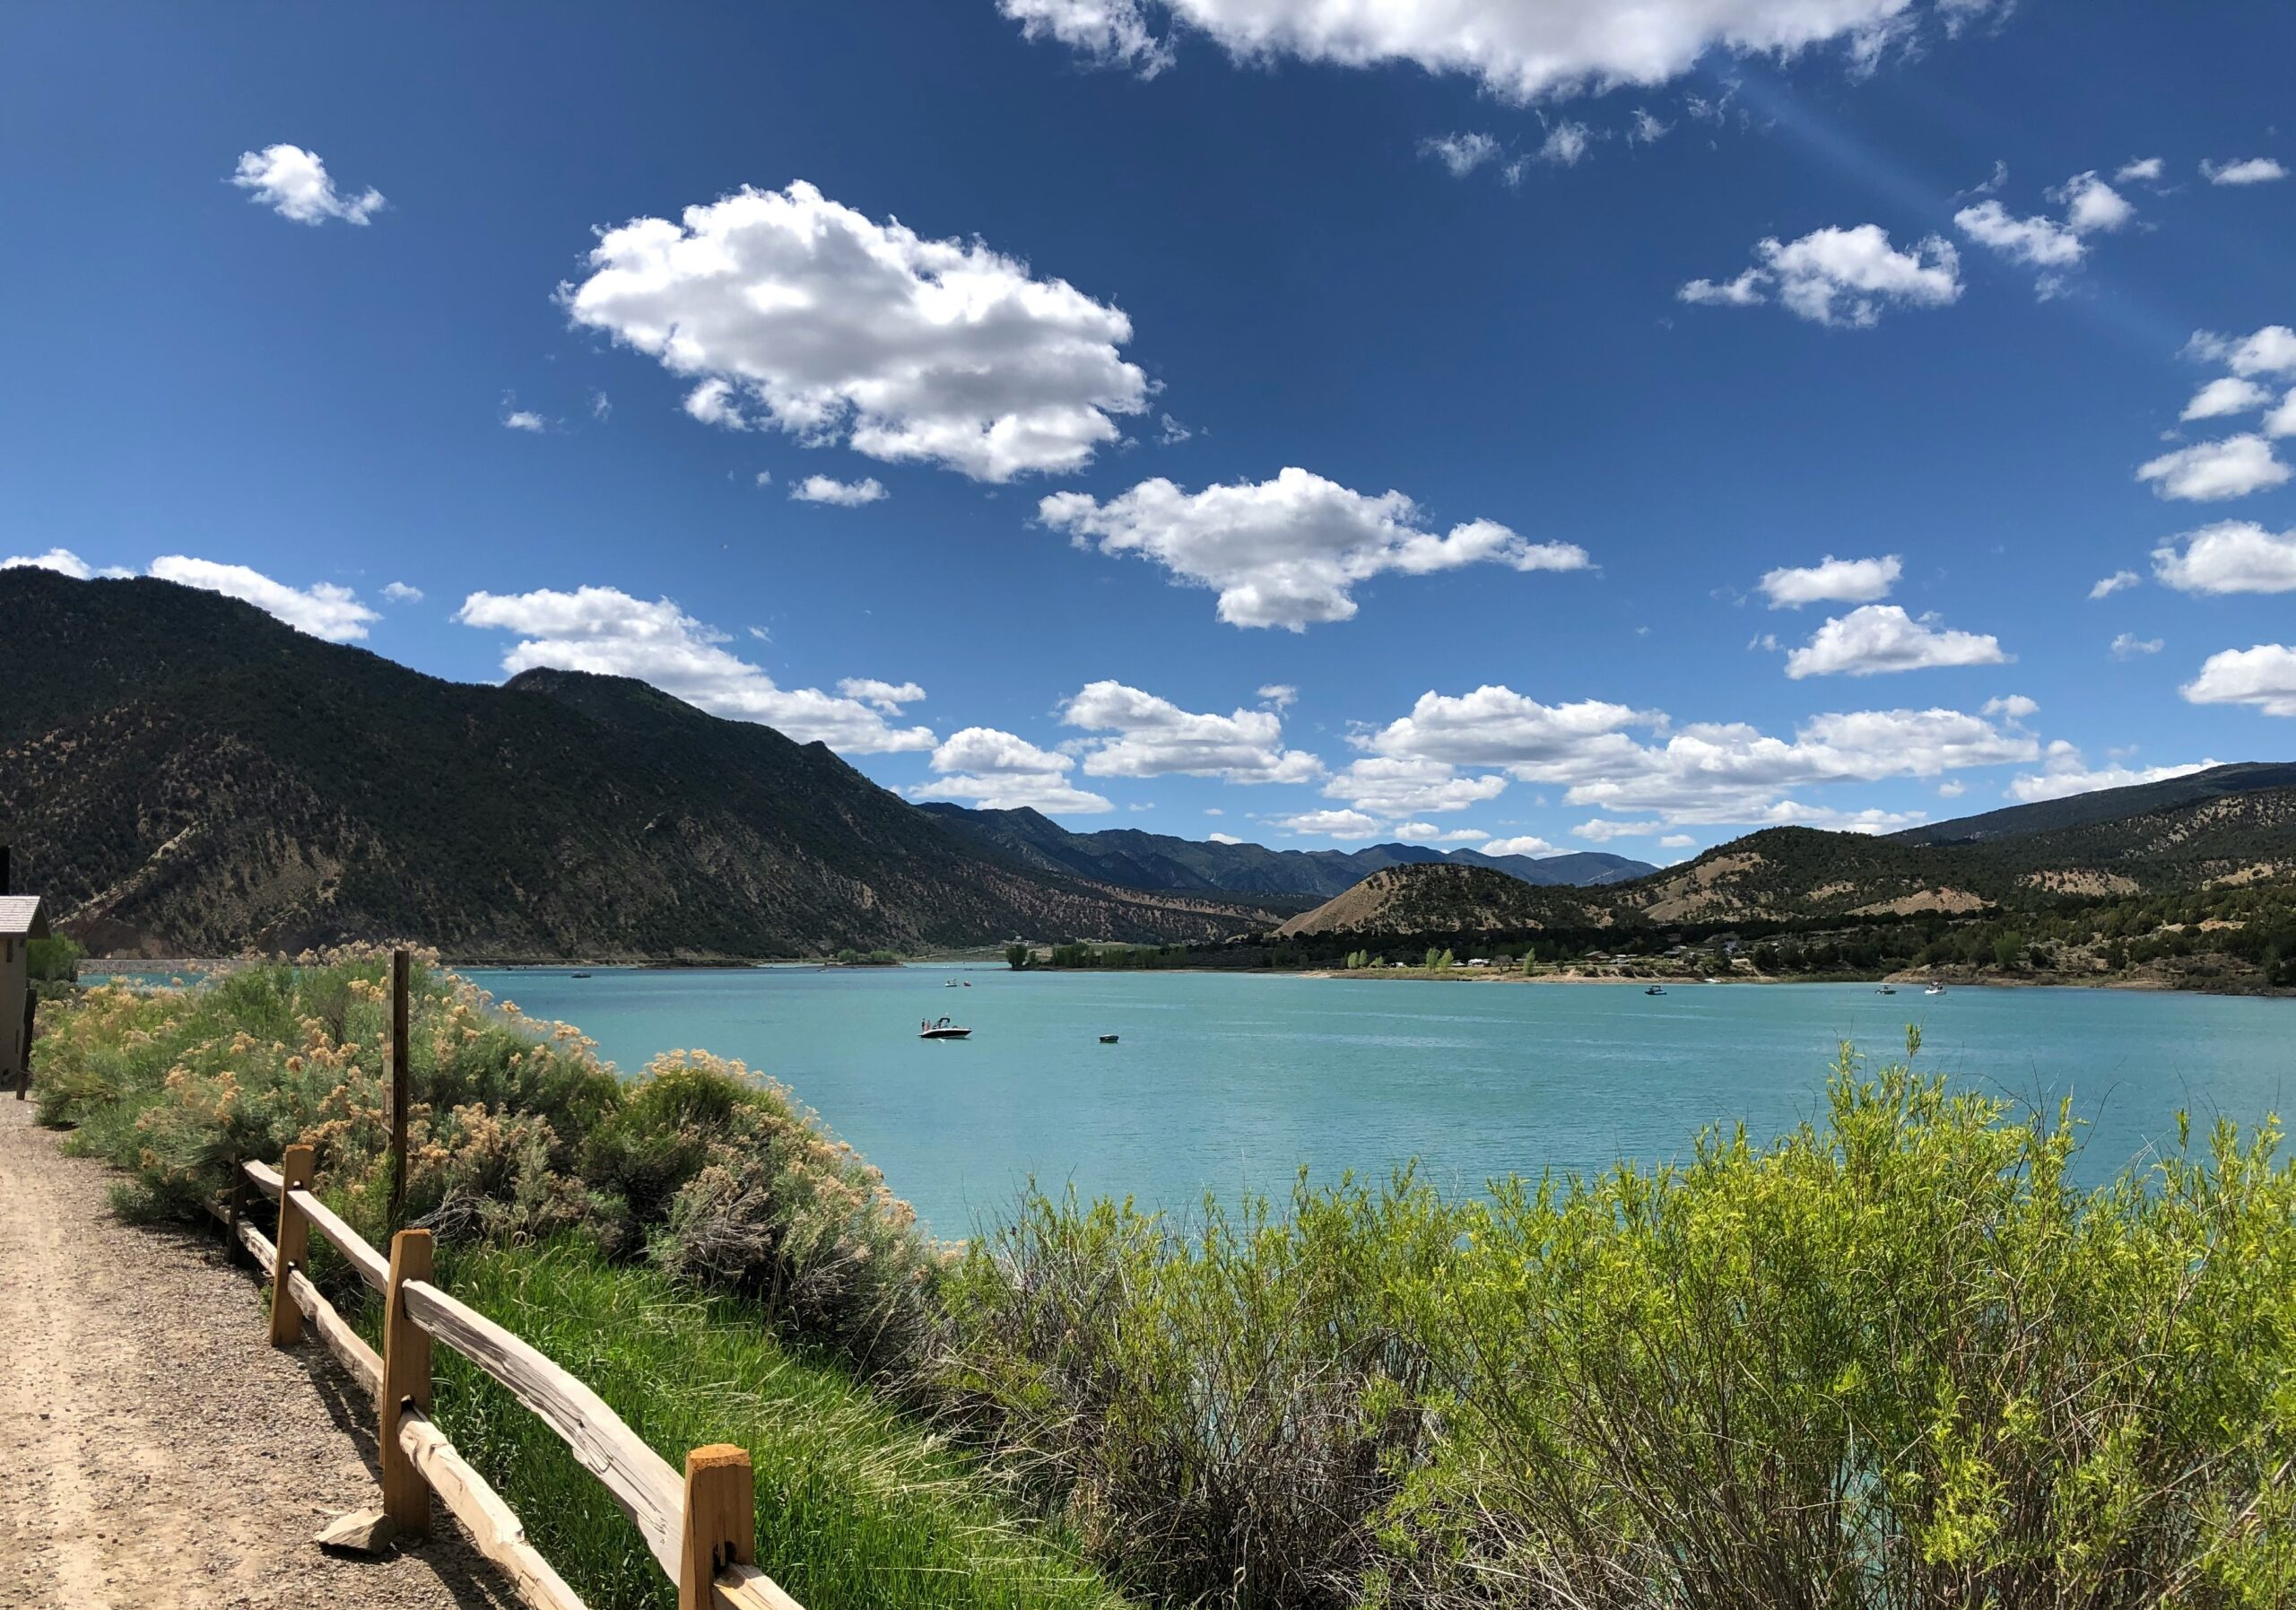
top-left (239, 1153), bottom-right (804, 1610)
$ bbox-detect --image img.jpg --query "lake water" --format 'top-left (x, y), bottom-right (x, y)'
top-left (463, 966), bottom-right (2296, 1234)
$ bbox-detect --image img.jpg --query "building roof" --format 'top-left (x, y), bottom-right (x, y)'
top-left (0, 896), bottom-right (48, 939)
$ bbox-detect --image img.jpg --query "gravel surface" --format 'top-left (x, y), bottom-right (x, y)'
top-left (0, 1100), bottom-right (525, 1609)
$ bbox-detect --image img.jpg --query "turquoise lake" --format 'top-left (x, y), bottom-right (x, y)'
top-left (462, 966), bottom-right (2296, 1235)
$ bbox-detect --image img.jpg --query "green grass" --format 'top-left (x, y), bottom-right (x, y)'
top-left (400, 1242), bottom-right (1124, 1610)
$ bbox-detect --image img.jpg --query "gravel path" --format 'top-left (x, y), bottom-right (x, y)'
top-left (0, 1100), bottom-right (524, 1609)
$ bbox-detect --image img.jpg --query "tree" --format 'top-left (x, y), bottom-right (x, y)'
top-left (1004, 944), bottom-right (1031, 970)
top-left (1993, 930), bottom-right (2024, 970)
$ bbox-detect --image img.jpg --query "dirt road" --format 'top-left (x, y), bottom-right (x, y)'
top-left (0, 1101), bottom-right (520, 1609)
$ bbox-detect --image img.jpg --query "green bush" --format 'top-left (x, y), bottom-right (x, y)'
top-left (935, 1035), bottom-right (2296, 1610)
top-left (27, 934), bottom-right (83, 982)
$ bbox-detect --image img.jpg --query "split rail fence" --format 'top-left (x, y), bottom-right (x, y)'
top-left (231, 1143), bottom-right (804, 1610)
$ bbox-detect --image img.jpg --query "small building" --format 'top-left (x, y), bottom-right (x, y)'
top-left (2, 893), bottom-right (49, 1091)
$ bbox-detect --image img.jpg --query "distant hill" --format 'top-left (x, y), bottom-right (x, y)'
top-left (1889, 762), bottom-right (2296, 845)
top-left (1275, 863), bottom-right (1605, 936)
top-left (1275, 778), bottom-right (2296, 939)
top-left (916, 804), bottom-right (1656, 897)
top-left (0, 571), bottom-right (1281, 958)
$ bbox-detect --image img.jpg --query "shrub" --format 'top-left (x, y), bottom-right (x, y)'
top-left (28, 934), bottom-right (83, 982)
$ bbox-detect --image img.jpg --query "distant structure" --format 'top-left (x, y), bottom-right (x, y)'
top-left (2, 845), bottom-right (49, 1094)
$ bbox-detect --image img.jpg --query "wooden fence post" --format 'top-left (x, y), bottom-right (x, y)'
top-left (388, 948), bottom-right (411, 1232)
top-left (679, 1445), bottom-right (755, 1610)
top-left (381, 1227), bottom-right (435, 1538)
top-left (267, 1144), bottom-right (317, 1345)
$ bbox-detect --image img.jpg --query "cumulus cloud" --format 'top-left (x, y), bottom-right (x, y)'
top-left (1758, 553), bottom-right (1900, 608)
top-left (2007, 743), bottom-right (2215, 802)
top-left (2, 547), bottom-right (95, 579)
top-left (2088, 570), bottom-right (2139, 599)
top-left (1360, 683), bottom-right (2034, 833)
top-left (455, 585), bottom-right (934, 752)
top-left (2135, 435), bottom-right (2290, 501)
top-left (1629, 109), bottom-right (1671, 145)
top-left (836, 678), bottom-right (926, 711)
top-left (382, 581), bottom-right (423, 604)
top-left (912, 726), bottom-right (1113, 814)
top-left (1271, 808), bottom-right (1384, 840)
top-left (1323, 756), bottom-right (1508, 816)
top-left (145, 557), bottom-right (378, 641)
top-left (2115, 157), bottom-right (2164, 185)
top-left (1039, 466), bottom-right (1588, 630)
top-left (1535, 120), bottom-right (1593, 167)
top-left (2187, 326), bottom-right (2296, 379)
top-left (1059, 680), bottom-right (1321, 781)
top-left (1257, 683), bottom-right (1298, 709)
top-left (2184, 645), bottom-right (2296, 717)
top-left (561, 180), bottom-right (1147, 483)
top-left (1396, 822), bottom-right (1490, 844)
top-left (2111, 632), bottom-right (2163, 659)
top-left (1207, 831), bottom-right (1245, 844)
top-left (1480, 834), bottom-right (1557, 857)
top-left (2182, 377), bottom-right (2272, 421)
top-left (1952, 169), bottom-right (2134, 293)
top-left (1981, 693), bottom-right (2038, 723)
top-left (502, 409), bottom-right (548, 433)
top-left (2152, 520), bottom-right (2296, 594)
top-left (1421, 132), bottom-right (1500, 177)
top-left (790, 474), bottom-right (889, 506)
top-left (1784, 605), bottom-right (2008, 677)
top-left (229, 144), bottom-right (383, 226)
top-left (2267, 392), bottom-right (2296, 439)
top-left (1679, 225), bottom-right (1961, 327)
top-left (996, 0), bottom-right (2002, 101)
top-left (2202, 157), bottom-right (2288, 187)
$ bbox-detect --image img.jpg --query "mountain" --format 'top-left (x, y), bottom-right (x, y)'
top-left (1888, 763), bottom-right (2296, 846)
top-left (0, 571), bottom-right (1281, 958)
top-left (915, 804), bottom-right (1656, 897)
top-left (1275, 863), bottom-right (1604, 936)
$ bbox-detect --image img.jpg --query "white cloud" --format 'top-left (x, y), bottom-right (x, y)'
top-left (1953, 200), bottom-right (2083, 267)
top-left (2267, 391), bottom-right (2296, 439)
top-left (2152, 520), bottom-right (2296, 595)
top-left (1396, 822), bottom-right (1489, 843)
top-left (1785, 605), bottom-right (2008, 678)
top-left (1536, 120), bottom-right (1593, 167)
top-left (996, 0), bottom-right (2002, 101)
top-left (913, 725), bottom-right (1113, 814)
top-left (1039, 466), bottom-right (1588, 630)
top-left (1680, 225), bottom-right (1961, 327)
top-left (2007, 742), bottom-right (2214, 802)
top-left (2088, 570), bottom-right (2139, 599)
top-left (2115, 157), bottom-right (2163, 185)
top-left (1271, 808), bottom-right (1384, 841)
top-left (561, 180), bottom-right (1147, 483)
top-left (502, 409), bottom-right (548, 433)
top-left (591, 391), bottom-right (613, 422)
top-left (1936, 779), bottom-right (1967, 797)
top-left (455, 585), bottom-right (935, 752)
top-left (2053, 170), bottom-right (2135, 234)
top-left (1629, 109), bottom-right (1671, 145)
top-left (1981, 694), bottom-right (2038, 722)
top-left (1758, 553), bottom-right (1900, 608)
top-left (1158, 413), bottom-right (1194, 445)
top-left (149, 556), bottom-right (379, 642)
top-left (753, 471), bottom-right (775, 488)
top-left (1324, 756), bottom-right (1508, 815)
top-left (2136, 435), bottom-right (2290, 501)
top-left (229, 144), bottom-right (383, 226)
top-left (790, 474), bottom-right (889, 506)
top-left (2111, 632), bottom-right (2163, 659)
top-left (2182, 377), bottom-right (2271, 421)
top-left (836, 677), bottom-right (926, 711)
top-left (2202, 157), bottom-right (2288, 187)
top-left (1480, 834), bottom-right (1557, 857)
top-left (1257, 683), bottom-right (1298, 709)
top-left (1060, 680), bottom-right (1321, 782)
top-left (1361, 683), bottom-right (2033, 833)
top-left (2184, 645), bottom-right (2296, 717)
top-left (1658, 833), bottom-right (1697, 849)
top-left (1422, 132), bottom-right (1500, 178)
top-left (2188, 326), bottom-right (2296, 379)
top-left (2, 547), bottom-right (94, 579)
top-left (1207, 831), bottom-right (1245, 844)
top-left (381, 581), bottom-right (423, 604)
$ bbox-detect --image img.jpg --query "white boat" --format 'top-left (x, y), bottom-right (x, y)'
top-left (919, 1016), bottom-right (972, 1040)
top-left (1925, 983), bottom-right (1947, 996)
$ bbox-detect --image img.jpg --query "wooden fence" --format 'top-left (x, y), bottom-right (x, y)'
top-left (233, 1143), bottom-right (804, 1610)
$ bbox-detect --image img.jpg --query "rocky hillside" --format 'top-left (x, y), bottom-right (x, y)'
top-left (0, 571), bottom-right (1278, 958)
top-left (1274, 863), bottom-right (1606, 936)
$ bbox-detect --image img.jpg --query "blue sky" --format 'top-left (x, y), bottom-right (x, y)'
top-left (5, 0), bottom-right (2293, 860)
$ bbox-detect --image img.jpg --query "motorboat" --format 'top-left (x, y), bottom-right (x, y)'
top-left (1645, 985), bottom-right (1666, 996)
top-left (1099, 1034), bottom-right (1118, 1044)
top-left (919, 1016), bottom-right (972, 1040)
top-left (1925, 983), bottom-right (1947, 996)
top-left (1876, 985), bottom-right (1897, 996)
top-left (570, 971), bottom-right (591, 979)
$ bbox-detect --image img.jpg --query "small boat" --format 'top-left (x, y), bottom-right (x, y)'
top-left (919, 1016), bottom-right (972, 1040)
top-left (944, 979), bottom-right (960, 988)
top-left (1645, 985), bottom-right (1666, 996)
top-left (1876, 985), bottom-right (1897, 996)
top-left (570, 971), bottom-right (591, 979)
top-left (1926, 983), bottom-right (1947, 996)
top-left (1099, 1034), bottom-right (1118, 1044)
